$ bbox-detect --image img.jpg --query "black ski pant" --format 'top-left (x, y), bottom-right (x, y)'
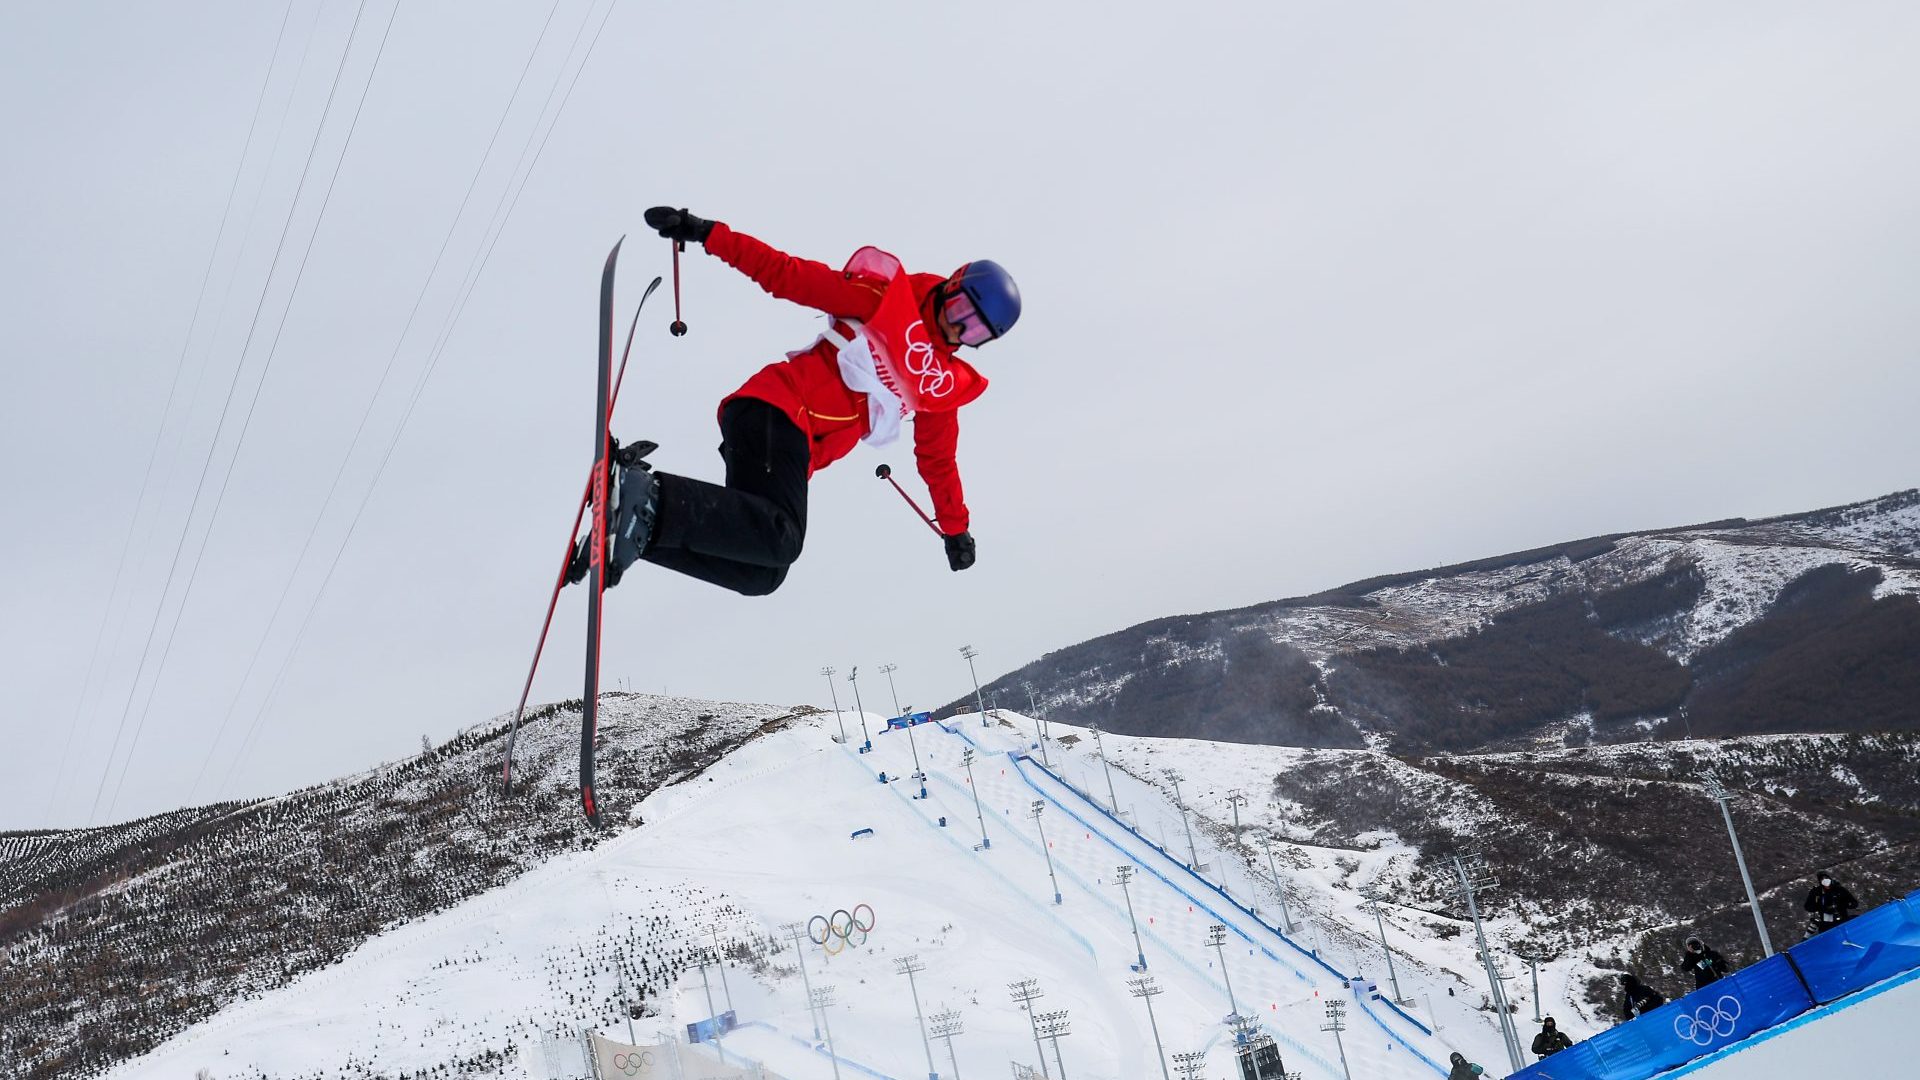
top-left (643, 398), bottom-right (809, 596)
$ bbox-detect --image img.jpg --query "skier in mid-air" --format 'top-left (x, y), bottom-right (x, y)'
top-left (569, 206), bottom-right (1021, 596)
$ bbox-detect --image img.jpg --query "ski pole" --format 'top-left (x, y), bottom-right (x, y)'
top-left (875, 464), bottom-right (944, 537)
top-left (669, 240), bottom-right (688, 336)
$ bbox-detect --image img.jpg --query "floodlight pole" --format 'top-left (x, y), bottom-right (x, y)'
top-left (696, 951), bottom-right (728, 1063)
top-left (1010, 979), bottom-right (1051, 1079)
top-left (812, 985), bottom-right (844, 1080)
top-left (1172, 1051), bottom-right (1207, 1080)
top-left (1260, 834), bottom-right (1297, 934)
top-left (1703, 771), bottom-right (1775, 957)
top-left (931, 1010), bottom-right (965, 1080)
top-left (820, 666), bottom-right (846, 743)
top-left (896, 955), bottom-right (939, 1080)
top-left (1031, 801), bottom-right (1063, 904)
top-left (711, 930), bottom-right (735, 1011)
top-left (1522, 953), bottom-right (1543, 1023)
top-left (1036, 1011), bottom-right (1071, 1079)
top-left (1321, 1000), bottom-right (1353, 1080)
top-left (960, 645), bottom-right (989, 727)
top-left (1128, 977), bottom-right (1174, 1080)
top-left (880, 663), bottom-right (904, 715)
top-left (1024, 682), bottom-right (1051, 766)
top-left (781, 922), bottom-right (822, 1039)
top-left (848, 667), bottom-right (872, 749)
top-left (1116, 865), bottom-right (1149, 971)
top-left (1207, 924), bottom-right (1241, 1020)
top-left (1364, 893), bottom-right (1405, 1005)
top-left (962, 747), bottom-right (991, 849)
top-left (1089, 723), bottom-right (1121, 815)
top-left (1454, 854), bottom-right (1525, 1072)
top-left (1167, 769), bottom-right (1200, 869)
top-left (1226, 790), bottom-right (1249, 849)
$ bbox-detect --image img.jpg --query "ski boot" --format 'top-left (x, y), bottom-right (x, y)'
top-left (567, 439), bottom-right (659, 589)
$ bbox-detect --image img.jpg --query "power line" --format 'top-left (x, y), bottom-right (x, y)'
top-left (108, 0), bottom-right (405, 814)
top-left (186, 0), bottom-right (569, 805)
top-left (221, 0), bottom-right (626, 793)
top-left (41, 0), bottom-right (299, 828)
top-left (85, 0), bottom-right (384, 825)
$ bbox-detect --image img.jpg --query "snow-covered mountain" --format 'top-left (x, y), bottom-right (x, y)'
top-left (7, 489), bottom-right (1917, 1080)
top-left (7, 695), bottom-right (1914, 1080)
top-left (975, 489), bottom-right (1920, 752)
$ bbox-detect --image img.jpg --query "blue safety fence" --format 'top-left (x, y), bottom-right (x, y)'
top-left (1509, 887), bottom-right (1920, 1080)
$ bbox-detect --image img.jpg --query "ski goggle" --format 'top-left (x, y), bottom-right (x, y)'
top-left (940, 285), bottom-right (999, 347)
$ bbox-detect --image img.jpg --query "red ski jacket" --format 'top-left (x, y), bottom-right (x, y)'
top-left (705, 222), bottom-right (979, 536)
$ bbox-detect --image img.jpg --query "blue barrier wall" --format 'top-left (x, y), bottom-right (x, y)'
top-left (1510, 887), bottom-right (1920, 1080)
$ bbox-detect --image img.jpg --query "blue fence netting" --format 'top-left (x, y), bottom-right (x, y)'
top-left (1509, 888), bottom-right (1920, 1080)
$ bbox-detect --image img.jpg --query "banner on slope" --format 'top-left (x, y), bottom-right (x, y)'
top-left (588, 1032), bottom-right (671, 1079)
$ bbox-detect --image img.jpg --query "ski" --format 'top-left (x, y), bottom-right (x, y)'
top-left (498, 250), bottom-right (660, 812)
top-left (581, 238), bottom-right (621, 828)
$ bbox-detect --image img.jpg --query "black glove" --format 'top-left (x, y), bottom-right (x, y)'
top-left (643, 206), bottom-right (715, 244)
top-left (944, 531), bottom-right (976, 572)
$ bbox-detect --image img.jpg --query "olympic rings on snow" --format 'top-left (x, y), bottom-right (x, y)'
top-left (807, 904), bottom-right (877, 954)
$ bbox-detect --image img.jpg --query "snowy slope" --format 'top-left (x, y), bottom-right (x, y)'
top-left (98, 709), bottom-right (1534, 1080)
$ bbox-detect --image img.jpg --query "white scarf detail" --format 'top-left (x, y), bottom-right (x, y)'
top-left (824, 321), bottom-right (906, 446)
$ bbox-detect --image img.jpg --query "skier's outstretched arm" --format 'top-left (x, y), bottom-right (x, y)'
top-left (912, 410), bottom-right (968, 533)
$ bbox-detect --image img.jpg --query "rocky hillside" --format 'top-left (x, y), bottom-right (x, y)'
top-left (0, 695), bottom-right (800, 1080)
top-left (960, 489), bottom-right (1920, 752)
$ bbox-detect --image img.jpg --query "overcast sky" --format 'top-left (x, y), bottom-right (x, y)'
top-left (4, 1), bottom-right (1918, 830)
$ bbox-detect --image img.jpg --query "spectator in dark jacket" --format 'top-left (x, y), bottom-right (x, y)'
top-left (1618, 973), bottom-right (1666, 1021)
top-left (1447, 1051), bottom-right (1486, 1079)
top-left (1679, 936), bottom-right (1730, 988)
top-left (1805, 871), bottom-right (1860, 933)
top-left (1532, 1015), bottom-right (1574, 1057)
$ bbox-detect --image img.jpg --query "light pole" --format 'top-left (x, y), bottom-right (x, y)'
top-left (1166, 769), bottom-right (1200, 869)
top-left (710, 930), bottom-right (735, 1011)
top-left (960, 645), bottom-right (989, 727)
top-left (820, 665), bottom-right (846, 743)
top-left (961, 747), bottom-right (991, 849)
top-left (1260, 834), bottom-right (1297, 933)
top-left (781, 922), bottom-right (821, 1040)
top-left (1516, 950), bottom-right (1543, 1024)
top-left (1088, 722), bottom-right (1121, 816)
top-left (1320, 1000), bottom-right (1353, 1080)
top-left (1226, 790), bottom-right (1249, 849)
top-left (880, 663), bottom-right (903, 715)
top-left (930, 1009), bottom-right (965, 1080)
top-left (1454, 854), bottom-right (1525, 1072)
top-left (1207, 924), bottom-right (1240, 1020)
top-left (1030, 801), bottom-right (1062, 904)
top-left (896, 954), bottom-right (939, 1080)
top-left (1172, 1051), bottom-right (1207, 1080)
top-left (1023, 682), bottom-right (1051, 766)
top-left (847, 667), bottom-right (871, 750)
top-left (812, 985), bottom-right (845, 1080)
top-left (1703, 772), bottom-right (1775, 956)
top-left (1127, 976), bottom-right (1174, 1080)
top-left (1363, 892), bottom-right (1405, 1005)
top-left (1009, 979), bottom-right (1050, 1079)
top-left (1115, 865), bottom-right (1149, 971)
top-left (1036, 1010), bottom-right (1071, 1079)
top-left (696, 949), bottom-right (727, 1063)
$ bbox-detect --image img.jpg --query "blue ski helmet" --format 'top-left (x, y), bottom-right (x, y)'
top-left (941, 259), bottom-right (1021, 345)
